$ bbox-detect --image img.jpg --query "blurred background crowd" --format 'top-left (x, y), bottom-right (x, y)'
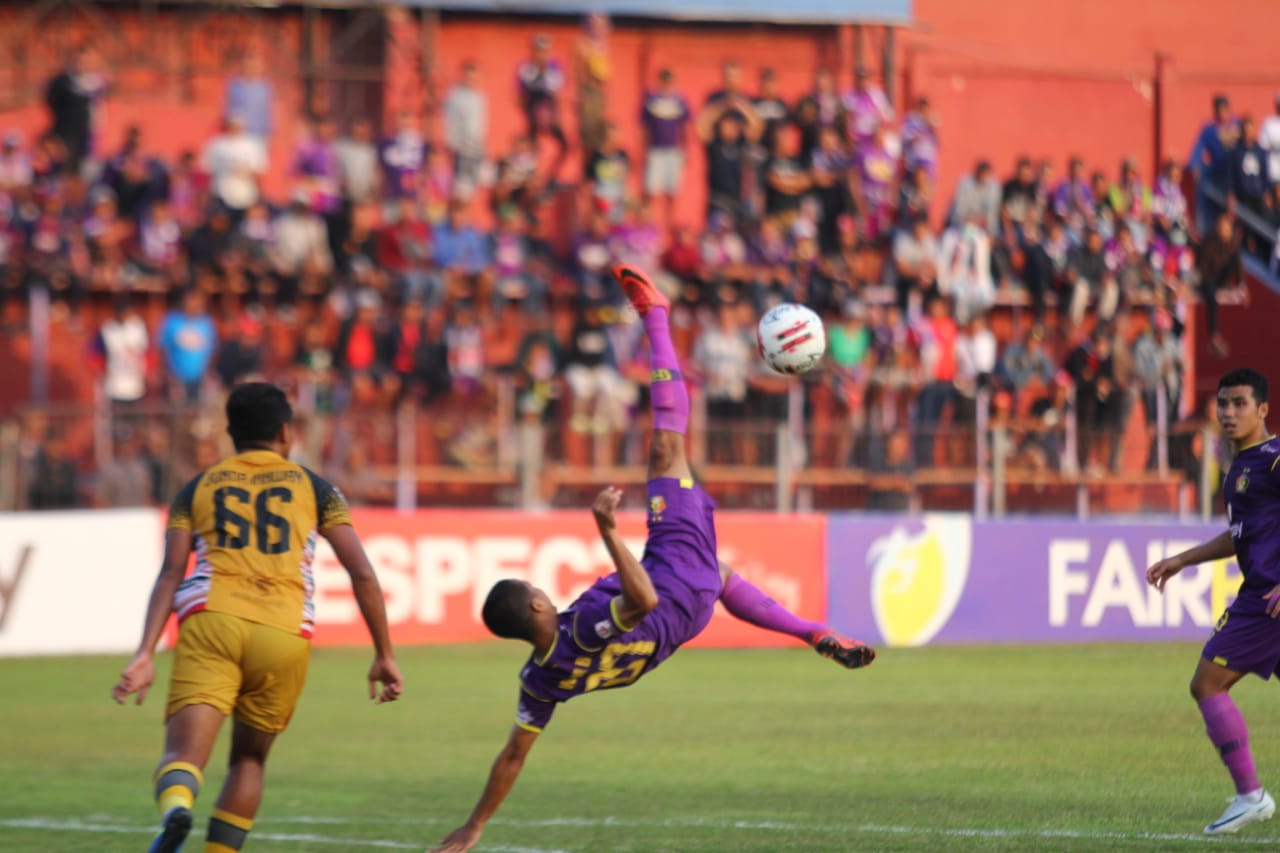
top-left (0, 6), bottom-right (1267, 514)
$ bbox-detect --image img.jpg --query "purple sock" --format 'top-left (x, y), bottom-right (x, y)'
top-left (719, 573), bottom-right (825, 641)
top-left (643, 306), bottom-right (689, 434)
top-left (1200, 693), bottom-right (1261, 795)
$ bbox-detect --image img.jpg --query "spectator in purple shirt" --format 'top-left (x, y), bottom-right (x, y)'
top-left (855, 124), bottom-right (898, 243)
top-left (901, 95), bottom-right (939, 179)
top-left (516, 34), bottom-right (568, 178)
top-left (1053, 156), bottom-right (1095, 242)
top-left (381, 110), bottom-right (427, 202)
top-left (641, 68), bottom-right (690, 223)
top-left (293, 114), bottom-right (342, 216)
top-left (844, 66), bottom-right (894, 149)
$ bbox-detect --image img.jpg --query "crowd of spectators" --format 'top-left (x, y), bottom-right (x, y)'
top-left (1, 33), bottom-right (1255, 509)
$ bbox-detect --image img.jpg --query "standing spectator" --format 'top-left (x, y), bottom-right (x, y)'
top-left (575, 13), bottom-right (612, 165)
top-left (573, 210), bottom-right (616, 300)
top-left (752, 68), bottom-right (790, 156)
top-left (1065, 326), bottom-right (1124, 474)
top-left (1105, 224), bottom-right (1150, 302)
top-left (585, 122), bottom-right (630, 222)
top-left (937, 216), bottom-right (995, 323)
top-left (844, 66), bottom-right (894, 149)
top-left (101, 125), bottom-right (168, 221)
top-left (45, 44), bottom-right (106, 174)
top-left (516, 34), bottom-right (568, 176)
top-left (855, 124), bottom-right (898, 242)
top-left (1260, 94), bottom-right (1280, 186)
top-left (158, 289), bottom-right (217, 403)
top-left (949, 160), bottom-right (1001, 235)
top-left (952, 312), bottom-right (998, 456)
top-left (897, 163), bottom-right (933, 229)
top-left (381, 110), bottom-right (428, 201)
top-left (641, 68), bottom-right (691, 223)
top-left (1133, 309), bottom-right (1183, 468)
top-left (704, 59), bottom-right (752, 118)
top-left (335, 290), bottom-right (397, 406)
top-left (336, 118), bottom-right (380, 206)
top-left (1152, 160), bottom-right (1189, 239)
top-left (433, 200), bottom-right (491, 285)
top-left (91, 298), bottom-right (149, 408)
top-left (1090, 169), bottom-right (1117, 239)
top-left (167, 150), bottom-right (204, 232)
top-left (692, 287), bottom-right (754, 462)
top-left (913, 295), bottom-right (959, 466)
top-left (901, 96), bottom-right (939, 180)
top-left (234, 201), bottom-right (276, 297)
top-left (387, 298), bottom-right (449, 403)
top-left (805, 68), bottom-right (845, 137)
top-left (698, 98), bottom-right (761, 224)
top-left (562, 299), bottom-right (626, 440)
top-left (1053, 156), bottom-right (1095, 241)
top-left (443, 61), bottom-right (488, 194)
top-left (223, 53), bottom-right (273, 149)
top-left (762, 123), bottom-right (811, 227)
top-left (0, 130), bottom-right (31, 189)
top-left (201, 114), bottom-right (266, 219)
top-left (1227, 115), bottom-right (1269, 217)
top-left (1018, 218), bottom-right (1055, 320)
top-left (1196, 212), bottom-right (1243, 357)
top-left (811, 125), bottom-right (855, 251)
top-left (996, 323), bottom-right (1056, 400)
top-left (293, 115), bottom-right (342, 222)
top-left (1187, 93), bottom-right (1238, 236)
top-left (1066, 227), bottom-right (1112, 329)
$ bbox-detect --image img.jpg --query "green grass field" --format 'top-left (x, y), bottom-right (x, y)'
top-left (4, 642), bottom-right (1280, 852)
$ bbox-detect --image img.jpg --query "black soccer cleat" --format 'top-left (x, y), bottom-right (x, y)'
top-left (147, 806), bottom-right (193, 853)
top-left (808, 629), bottom-right (876, 670)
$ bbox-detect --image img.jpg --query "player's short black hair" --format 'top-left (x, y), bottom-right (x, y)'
top-left (1219, 368), bottom-right (1269, 404)
top-left (482, 579), bottom-right (535, 641)
top-left (226, 382), bottom-right (293, 449)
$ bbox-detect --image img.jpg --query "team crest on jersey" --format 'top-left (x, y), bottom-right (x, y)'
top-left (649, 495), bottom-right (666, 518)
top-left (595, 619), bottom-right (615, 639)
top-left (1237, 468), bottom-right (1250, 493)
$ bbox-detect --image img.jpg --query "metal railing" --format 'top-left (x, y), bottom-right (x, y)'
top-left (0, 381), bottom-right (1222, 519)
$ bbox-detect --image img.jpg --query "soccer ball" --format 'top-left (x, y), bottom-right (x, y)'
top-left (757, 303), bottom-right (827, 375)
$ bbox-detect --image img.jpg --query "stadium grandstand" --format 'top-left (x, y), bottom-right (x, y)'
top-left (0, 0), bottom-right (1275, 520)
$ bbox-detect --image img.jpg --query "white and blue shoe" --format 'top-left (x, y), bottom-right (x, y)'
top-left (1204, 789), bottom-right (1276, 835)
top-left (147, 806), bottom-right (193, 852)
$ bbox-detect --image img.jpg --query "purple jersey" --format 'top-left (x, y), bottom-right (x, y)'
top-left (1203, 437), bottom-right (1280, 678)
top-left (515, 478), bottom-right (721, 732)
top-left (641, 91), bottom-right (690, 149)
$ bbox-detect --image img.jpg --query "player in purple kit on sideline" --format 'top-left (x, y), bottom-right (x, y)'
top-left (429, 265), bottom-right (874, 853)
top-left (1148, 368), bottom-right (1280, 835)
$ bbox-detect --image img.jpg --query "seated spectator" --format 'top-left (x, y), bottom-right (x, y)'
top-left (378, 197), bottom-right (437, 305)
top-left (900, 96), bottom-right (939, 180)
top-left (1152, 159), bottom-right (1189, 239)
top-left (201, 113), bottom-right (266, 218)
top-left (827, 299), bottom-right (873, 464)
top-left (83, 186), bottom-right (133, 289)
top-left (1109, 157), bottom-right (1152, 250)
top-left (937, 215), bottom-right (994, 323)
top-left (692, 286), bottom-right (754, 462)
top-left (1133, 308), bottom-right (1183, 469)
top-left (844, 66), bottom-right (894, 148)
top-left (897, 163), bottom-right (932, 231)
top-left (1105, 224), bottom-right (1150, 302)
top-left (610, 199), bottom-right (663, 278)
top-left (101, 125), bottom-right (168, 221)
top-left (91, 298), bottom-right (150, 407)
top-left (949, 160), bottom-right (1000, 235)
top-left (381, 110), bottom-right (428, 201)
top-left (334, 289), bottom-right (397, 407)
top-left (433, 200), bottom-right (492, 298)
top-left (1018, 218), bottom-right (1055, 320)
top-left (563, 297), bottom-right (626, 440)
top-left (1049, 156), bottom-right (1090, 240)
top-left (809, 124), bottom-right (854, 252)
top-left (1089, 169), bottom-right (1117, 238)
top-left (913, 295), bottom-right (959, 466)
top-left (293, 318), bottom-right (337, 414)
top-left (854, 124), bottom-right (897, 243)
top-left (700, 209), bottom-right (749, 280)
top-left (1065, 227), bottom-right (1112, 328)
top-left (492, 206), bottom-right (544, 307)
top-left (1065, 325), bottom-right (1125, 474)
top-left (132, 199), bottom-right (184, 287)
top-left (996, 323), bottom-right (1056, 401)
top-left (386, 298), bottom-right (449, 404)
top-left (336, 117), bottom-right (380, 206)
top-left (763, 123), bottom-right (811, 228)
top-left (270, 190), bottom-right (333, 303)
top-left (233, 201), bottom-right (276, 296)
top-left (215, 312), bottom-right (266, 388)
top-left (293, 114), bottom-right (342, 219)
top-left (891, 214), bottom-right (939, 313)
top-left (0, 130), bottom-right (32, 190)
top-left (1001, 156), bottom-right (1037, 224)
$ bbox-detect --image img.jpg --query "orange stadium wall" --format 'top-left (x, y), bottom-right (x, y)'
top-left (0, 2), bottom-right (1275, 227)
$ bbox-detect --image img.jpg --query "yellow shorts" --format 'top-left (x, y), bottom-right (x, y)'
top-left (166, 610), bottom-right (311, 733)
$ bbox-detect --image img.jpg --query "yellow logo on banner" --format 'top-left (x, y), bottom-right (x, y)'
top-left (868, 516), bottom-right (972, 647)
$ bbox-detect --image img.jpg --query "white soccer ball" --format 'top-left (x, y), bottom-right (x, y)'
top-left (757, 303), bottom-right (827, 375)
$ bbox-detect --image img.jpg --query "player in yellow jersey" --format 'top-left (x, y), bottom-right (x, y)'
top-left (111, 382), bottom-right (403, 853)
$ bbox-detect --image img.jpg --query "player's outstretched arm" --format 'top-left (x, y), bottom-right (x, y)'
top-left (324, 523), bottom-right (403, 704)
top-left (431, 726), bottom-right (539, 853)
top-left (111, 528), bottom-right (193, 705)
top-left (593, 486), bottom-right (659, 627)
top-left (1147, 530), bottom-right (1236, 592)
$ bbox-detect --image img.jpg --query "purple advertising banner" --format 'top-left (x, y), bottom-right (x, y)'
top-left (827, 516), bottom-right (1243, 646)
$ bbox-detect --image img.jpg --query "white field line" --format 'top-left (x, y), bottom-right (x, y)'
top-left (0, 817), bottom-right (568, 853)
top-left (6, 814), bottom-right (1280, 848)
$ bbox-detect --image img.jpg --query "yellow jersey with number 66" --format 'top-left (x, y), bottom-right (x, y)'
top-left (166, 449), bottom-right (351, 637)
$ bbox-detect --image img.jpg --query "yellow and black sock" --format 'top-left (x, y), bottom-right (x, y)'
top-left (153, 761), bottom-right (202, 817)
top-left (206, 808), bottom-right (254, 852)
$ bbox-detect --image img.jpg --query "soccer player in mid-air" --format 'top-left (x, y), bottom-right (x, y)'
top-left (1148, 367), bottom-right (1279, 834)
top-left (111, 382), bottom-right (404, 853)
top-left (429, 266), bottom-right (874, 853)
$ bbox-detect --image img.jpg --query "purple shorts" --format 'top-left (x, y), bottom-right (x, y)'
top-left (1202, 593), bottom-right (1280, 679)
top-left (640, 478), bottom-right (722, 641)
